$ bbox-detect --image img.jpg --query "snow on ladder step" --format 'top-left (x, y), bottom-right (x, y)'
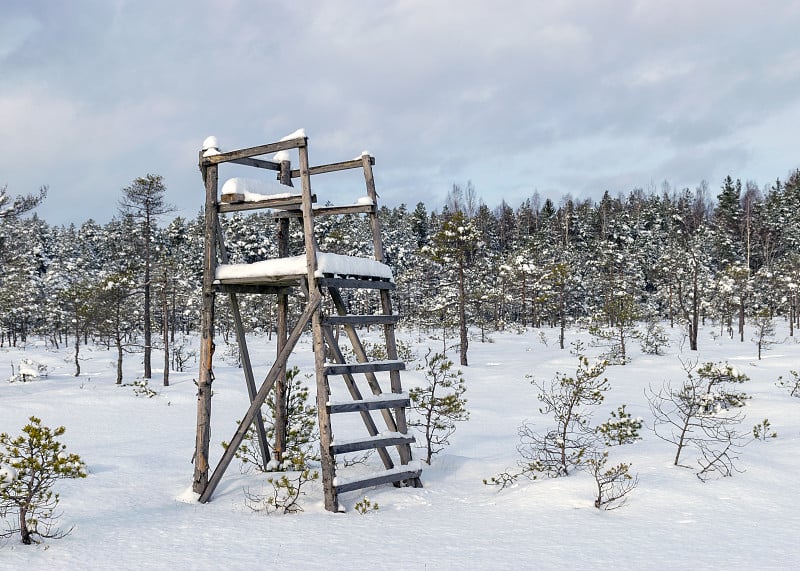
top-left (330, 432), bottom-right (415, 455)
top-left (334, 463), bottom-right (423, 495)
top-left (322, 314), bottom-right (400, 326)
top-left (328, 392), bottom-right (410, 414)
top-left (324, 360), bottom-right (405, 376)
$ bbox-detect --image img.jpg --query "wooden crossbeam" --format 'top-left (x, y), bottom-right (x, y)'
top-left (199, 291), bottom-right (321, 503)
top-left (200, 137), bottom-right (306, 166)
top-left (289, 155), bottom-right (374, 178)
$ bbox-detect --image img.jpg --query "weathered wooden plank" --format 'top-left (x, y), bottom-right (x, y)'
top-left (193, 161), bottom-right (218, 494)
top-left (214, 284), bottom-right (292, 295)
top-left (289, 155), bottom-right (374, 178)
top-left (331, 434), bottom-right (414, 455)
top-left (229, 157), bottom-right (281, 170)
top-left (271, 203), bottom-right (373, 219)
top-left (335, 468), bottom-right (422, 494)
top-left (322, 314), bottom-right (400, 326)
top-left (324, 360), bottom-right (405, 376)
top-left (329, 396), bottom-right (410, 414)
top-left (317, 277), bottom-right (395, 290)
top-left (201, 137), bottom-right (306, 165)
top-left (217, 194), bottom-right (312, 214)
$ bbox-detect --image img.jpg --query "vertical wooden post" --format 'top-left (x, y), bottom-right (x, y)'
top-left (194, 160), bottom-right (217, 494)
top-left (274, 161), bottom-right (292, 462)
top-left (299, 141), bottom-right (338, 512)
top-left (362, 154), bottom-right (384, 263)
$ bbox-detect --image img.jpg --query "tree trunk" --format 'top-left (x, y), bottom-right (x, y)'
top-left (19, 505), bottom-right (31, 545)
top-left (162, 275), bottom-right (170, 387)
top-left (74, 317), bottom-right (81, 377)
top-left (458, 259), bottom-right (468, 366)
top-left (143, 211), bottom-right (152, 380)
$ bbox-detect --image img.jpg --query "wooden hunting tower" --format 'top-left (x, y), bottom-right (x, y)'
top-left (192, 132), bottom-right (422, 511)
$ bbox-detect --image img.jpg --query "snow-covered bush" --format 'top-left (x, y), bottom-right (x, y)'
top-left (0, 417), bottom-right (86, 544)
top-left (8, 359), bottom-right (48, 383)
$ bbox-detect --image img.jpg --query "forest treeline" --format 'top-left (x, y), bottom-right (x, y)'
top-left (1, 169), bottom-right (799, 374)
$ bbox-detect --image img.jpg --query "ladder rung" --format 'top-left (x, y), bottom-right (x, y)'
top-left (317, 277), bottom-right (395, 290)
top-left (335, 467), bottom-right (422, 494)
top-left (324, 360), bottom-right (405, 376)
top-left (322, 315), bottom-right (400, 326)
top-left (329, 393), bottom-right (410, 414)
top-left (331, 433), bottom-right (415, 455)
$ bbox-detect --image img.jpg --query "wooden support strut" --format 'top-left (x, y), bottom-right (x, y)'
top-left (215, 223), bottom-right (271, 470)
top-left (199, 292), bottom-right (321, 503)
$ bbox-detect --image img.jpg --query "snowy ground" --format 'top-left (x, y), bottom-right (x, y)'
top-left (2, 323), bottom-right (800, 569)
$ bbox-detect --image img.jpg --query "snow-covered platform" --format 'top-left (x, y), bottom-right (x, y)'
top-left (214, 252), bottom-right (394, 288)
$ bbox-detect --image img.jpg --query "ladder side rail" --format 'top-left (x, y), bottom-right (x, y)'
top-left (298, 142), bottom-right (339, 512)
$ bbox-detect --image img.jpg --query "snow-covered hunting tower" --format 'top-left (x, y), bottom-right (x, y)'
top-left (193, 132), bottom-right (422, 511)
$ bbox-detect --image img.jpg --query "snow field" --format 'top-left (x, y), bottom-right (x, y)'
top-left (1, 324), bottom-right (799, 569)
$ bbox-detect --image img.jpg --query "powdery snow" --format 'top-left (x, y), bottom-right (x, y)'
top-left (280, 128), bottom-right (306, 141)
top-left (219, 177), bottom-right (298, 202)
top-left (215, 252), bottom-right (393, 281)
top-left (2, 324), bottom-right (800, 568)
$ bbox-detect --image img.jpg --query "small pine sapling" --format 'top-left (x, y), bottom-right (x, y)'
top-left (129, 378), bottom-right (158, 398)
top-left (226, 366), bottom-right (318, 472)
top-left (648, 360), bottom-right (747, 479)
top-left (776, 370), bottom-right (800, 397)
top-left (245, 452), bottom-right (319, 515)
top-left (752, 419), bottom-right (777, 440)
top-left (750, 309), bottom-right (777, 360)
top-left (0, 417), bottom-right (87, 544)
top-left (695, 361), bottom-right (749, 411)
top-left (638, 318), bottom-right (670, 355)
top-left (353, 496), bottom-right (379, 514)
top-left (486, 348), bottom-right (609, 487)
top-left (584, 450), bottom-right (638, 510)
top-left (597, 405), bottom-right (643, 446)
top-left (409, 350), bottom-right (469, 464)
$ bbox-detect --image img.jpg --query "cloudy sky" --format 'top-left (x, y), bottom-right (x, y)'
top-left (2, 0), bottom-right (799, 225)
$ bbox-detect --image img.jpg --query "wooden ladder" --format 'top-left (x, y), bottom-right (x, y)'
top-left (311, 153), bottom-right (422, 511)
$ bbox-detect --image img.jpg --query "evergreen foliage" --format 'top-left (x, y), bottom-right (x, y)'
top-left (0, 417), bottom-right (86, 544)
top-left (409, 350), bottom-right (469, 464)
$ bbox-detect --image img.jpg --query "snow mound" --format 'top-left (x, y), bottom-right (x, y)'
top-left (220, 177), bottom-right (298, 202)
